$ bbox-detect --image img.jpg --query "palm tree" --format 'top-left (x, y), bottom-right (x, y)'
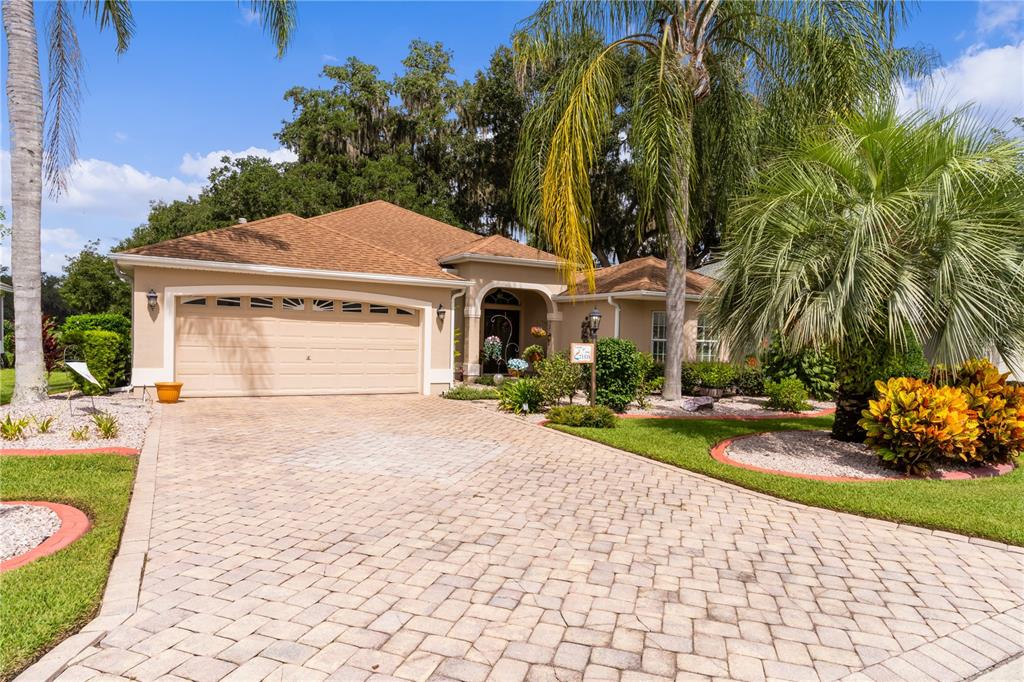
top-left (512, 1), bottom-right (924, 400)
top-left (3, 0), bottom-right (296, 406)
top-left (707, 102), bottom-right (1024, 440)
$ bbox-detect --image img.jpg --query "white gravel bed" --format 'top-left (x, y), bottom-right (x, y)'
top-left (0, 504), bottom-right (61, 561)
top-left (726, 430), bottom-right (902, 479)
top-left (629, 394), bottom-right (834, 418)
top-left (0, 392), bottom-right (153, 450)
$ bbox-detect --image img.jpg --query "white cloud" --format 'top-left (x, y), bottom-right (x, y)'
top-left (897, 41), bottom-right (1024, 130)
top-left (47, 158), bottom-right (202, 221)
top-left (114, 131), bottom-right (128, 142)
top-left (178, 146), bottom-right (297, 179)
top-left (976, 1), bottom-right (1023, 39)
top-left (239, 7), bottom-right (259, 25)
top-left (42, 227), bottom-right (84, 250)
top-left (0, 227), bottom-right (88, 274)
top-left (322, 54), bottom-right (339, 63)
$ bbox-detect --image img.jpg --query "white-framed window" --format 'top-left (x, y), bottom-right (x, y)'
top-left (396, 308), bottom-right (413, 316)
top-left (651, 311), bottom-right (667, 363)
top-left (216, 297), bottom-right (241, 307)
top-left (312, 299), bottom-right (334, 312)
top-left (182, 296), bottom-right (206, 306)
top-left (282, 297), bottom-right (305, 311)
top-left (342, 302), bottom-right (362, 313)
top-left (696, 316), bottom-right (720, 362)
top-left (250, 296), bottom-right (274, 309)
top-left (369, 304), bottom-right (389, 314)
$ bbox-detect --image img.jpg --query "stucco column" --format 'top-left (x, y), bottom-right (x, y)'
top-left (546, 311), bottom-right (562, 355)
top-left (464, 309), bottom-right (481, 377)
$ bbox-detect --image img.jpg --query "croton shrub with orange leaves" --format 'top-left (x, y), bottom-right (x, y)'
top-left (859, 359), bottom-right (1024, 474)
top-left (943, 359), bottom-right (1024, 464)
top-left (860, 377), bottom-right (980, 474)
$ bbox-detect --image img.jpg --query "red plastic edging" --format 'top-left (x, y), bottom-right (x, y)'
top-left (710, 432), bottom-right (1015, 483)
top-left (0, 501), bottom-right (91, 572)
top-left (1, 447), bottom-right (139, 457)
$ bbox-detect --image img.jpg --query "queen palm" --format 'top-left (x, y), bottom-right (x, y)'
top-left (3, 0), bottom-right (296, 405)
top-left (707, 102), bottom-right (1024, 440)
top-left (512, 1), bottom-right (924, 400)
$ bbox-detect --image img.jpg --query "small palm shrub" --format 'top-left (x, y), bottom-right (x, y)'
top-left (1, 415), bottom-right (31, 441)
top-left (860, 378), bottom-right (980, 474)
top-left (536, 352), bottom-right (583, 405)
top-left (546, 405), bottom-right (617, 428)
top-left (763, 378), bottom-right (812, 412)
top-left (945, 359), bottom-right (1024, 464)
top-left (91, 412), bottom-right (120, 439)
top-left (70, 426), bottom-right (90, 441)
top-left (498, 378), bottom-right (544, 414)
top-left (32, 415), bottom-right (56, 433)
top-left (442, 386), bottom-right (500, 400)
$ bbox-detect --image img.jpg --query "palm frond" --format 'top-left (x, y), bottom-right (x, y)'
top-left (44, 0), bottom-right (83, 198)
top-left (82, 0), bottom-right (134, 54)
top-left (245, 0), bottom-right (297, 58)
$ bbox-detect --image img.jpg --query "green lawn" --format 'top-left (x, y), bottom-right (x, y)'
top-left (552, 416), bottom-right (1024, 547)
top-left (0, 455), bottom-right (137, 680)
top-left (0, 369), bottom-right (74, 405)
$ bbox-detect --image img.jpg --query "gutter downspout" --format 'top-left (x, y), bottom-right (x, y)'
top-left (451, 288), bottom-right (466, 382)
top-left (607, 295), bottom-right (621, 338)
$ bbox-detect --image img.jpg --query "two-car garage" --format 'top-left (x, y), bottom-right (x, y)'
top-left (173, 294), bottom-right (423, 397)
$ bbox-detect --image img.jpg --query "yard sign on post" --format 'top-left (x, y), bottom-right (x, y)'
top-left (571, 342), bottom-right (597, 406)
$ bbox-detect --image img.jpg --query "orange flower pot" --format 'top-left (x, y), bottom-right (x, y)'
top-left (155, 382), bottom-right (183, 403)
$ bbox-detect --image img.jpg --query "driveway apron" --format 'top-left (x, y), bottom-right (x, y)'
top-left (54, 396), bottom-right (1024, 681)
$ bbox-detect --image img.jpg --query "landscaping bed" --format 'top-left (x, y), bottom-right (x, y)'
top-left (550, 415), bottom-right (1024, 546)
top-left (0, 454), bottom-right (137, 679)
top-left (0, 393), bottom-right (151, 451)
top-left (628, 394), bottom-right (834, 418)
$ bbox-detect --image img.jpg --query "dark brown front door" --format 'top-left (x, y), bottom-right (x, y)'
top-left (482, 309), bottom-right (520, 374)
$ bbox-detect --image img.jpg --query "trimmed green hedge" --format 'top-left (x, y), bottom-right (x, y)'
top-left (60, 314), bottom-right (131, 387)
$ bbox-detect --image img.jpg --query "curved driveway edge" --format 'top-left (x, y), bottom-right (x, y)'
top-left (15, 406), bottom-right (162, 682)
top-left (21, 396), bottom-right (1024, 682)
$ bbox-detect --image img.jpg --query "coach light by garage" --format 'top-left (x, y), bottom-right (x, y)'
top-left (436, 302), bottom-right (446, 322)
top-left (147, 289), bottom-right (158, 311)
top-left (587, 306), bottom-right (602, 335)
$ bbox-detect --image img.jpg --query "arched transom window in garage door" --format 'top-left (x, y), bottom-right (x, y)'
top-left (177, 296), bottom-right (418, 317)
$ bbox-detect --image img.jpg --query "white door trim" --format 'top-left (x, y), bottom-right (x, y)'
top-left (153, 284), bottom-right (434, 395)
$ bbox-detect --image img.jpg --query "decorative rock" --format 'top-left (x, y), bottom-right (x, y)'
top-left (0, 504), bottom-right (61, 562)
top-left (681, 397), bottom-right (715, 413)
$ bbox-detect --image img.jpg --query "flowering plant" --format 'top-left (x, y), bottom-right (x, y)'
top-left (507, 358), bottom-right (528, 372)
top-left (482, 335), bottom-right (503, 362)
top-left (530, 326), bottom-right (548, 338)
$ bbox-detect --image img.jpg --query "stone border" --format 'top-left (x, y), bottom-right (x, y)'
top-left (0, 502), bottom-right (91, 573)
top-left (711, 431), bottom-right (1015, 483)
top-left (2, 448), bottom-right (140, 457)
top-left (15, 406), bottom-right (162, 682)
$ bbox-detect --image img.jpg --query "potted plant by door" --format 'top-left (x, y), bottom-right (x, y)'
top-left (155, 381), bottom-right (184, 403)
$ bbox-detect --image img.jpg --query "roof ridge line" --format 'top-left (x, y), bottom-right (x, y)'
top-left (117, 213), bottom-right (308, 254)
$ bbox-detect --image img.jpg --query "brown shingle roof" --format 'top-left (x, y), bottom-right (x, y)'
top-left (118, 200), bottom-right (560, 280)
top-left (559, 256), bottom-right (715, 296)
top-left (439, 235), bottom-right (558, 263)
top-left (119, 211), bottom-right (462, 281)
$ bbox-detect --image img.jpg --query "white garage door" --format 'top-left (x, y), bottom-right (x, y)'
top-left (175, 295), bottom-right (421, 397)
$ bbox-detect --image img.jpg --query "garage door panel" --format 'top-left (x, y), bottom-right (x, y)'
top-left (176, 303), bottom-right (421, 397)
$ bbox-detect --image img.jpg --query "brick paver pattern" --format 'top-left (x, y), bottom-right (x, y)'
top-left (58, 396), bottom-right (1024, 681)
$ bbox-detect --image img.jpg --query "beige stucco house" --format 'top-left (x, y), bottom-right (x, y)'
top-left (111, 201), bottom-right (719, 398)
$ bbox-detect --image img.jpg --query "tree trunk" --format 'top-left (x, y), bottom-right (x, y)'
top-left (831, 347), bottom-right (874, 442)
top-left (3, 0), bottom-right (48, 404)
top-left (662, 164), bottom-right (690, 401)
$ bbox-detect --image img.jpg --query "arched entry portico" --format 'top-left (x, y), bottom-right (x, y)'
top-left (463, 282), bottom-right (561, 377)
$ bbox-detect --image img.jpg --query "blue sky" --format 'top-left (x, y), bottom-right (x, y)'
top-left (2, 0), bottom-right (1022, 273)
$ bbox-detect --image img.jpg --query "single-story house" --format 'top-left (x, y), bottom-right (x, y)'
top-left (111, 201), bottom-right (721, 397)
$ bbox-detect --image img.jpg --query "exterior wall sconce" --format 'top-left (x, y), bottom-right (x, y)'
top-left (587, 306), bottom-right (602, 334)
top-left (436, 302), bottom-right (446, 322)
top-left (147, 289), bottom-right (158, 311)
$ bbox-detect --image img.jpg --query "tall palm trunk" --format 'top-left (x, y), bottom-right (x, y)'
top-left (662, 161), bottom-right (690, 401)
top-left (3, 0), bottom-right (48, 404)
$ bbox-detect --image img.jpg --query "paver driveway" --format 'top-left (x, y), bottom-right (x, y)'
top-left (55, 396), bottom-right (1024, 682)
